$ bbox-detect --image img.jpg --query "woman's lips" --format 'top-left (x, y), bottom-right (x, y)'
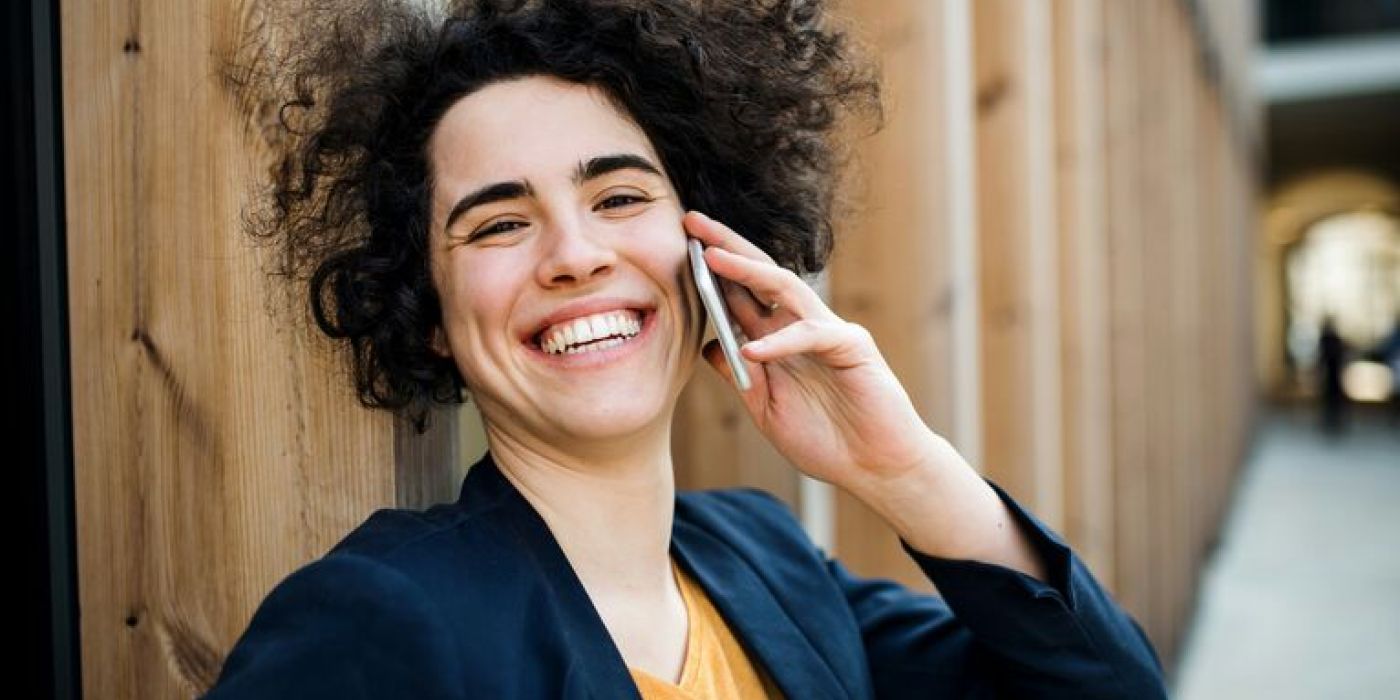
top-left (522, 297), bottom-right (655, 343)
top-left (524, 308), bottom-right (656, 369)
top-left (536, 309), bottom-right (643, 354)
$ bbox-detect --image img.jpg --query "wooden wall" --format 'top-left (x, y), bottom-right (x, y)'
top-left (813, 0), bottom-right (1259, 675)
top-left (972, 0), bottom-right (1066, 534)
top-left (63, 0), bottom-right (1258, 695)
top-left (61, 1), bottom-right (456, 697)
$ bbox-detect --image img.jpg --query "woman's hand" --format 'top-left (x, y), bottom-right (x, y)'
top-left (682, 211), bottom-right (946, 493)
top-left (683, 211), bottom-right (1046, 580)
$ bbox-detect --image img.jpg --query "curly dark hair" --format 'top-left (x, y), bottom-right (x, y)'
top-left (224, 0), bottom-right (880, 426)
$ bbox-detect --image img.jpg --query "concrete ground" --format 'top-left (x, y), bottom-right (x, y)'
top-left (1173, 406), bottom-right (1400, 699)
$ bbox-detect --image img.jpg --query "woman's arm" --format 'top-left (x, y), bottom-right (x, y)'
top-left (686, 210), bottom-right (1166, 696)
top-left (827, 516), bottom-right (1167, 700)
top-left (732, 483), bottom-right (1165, 698)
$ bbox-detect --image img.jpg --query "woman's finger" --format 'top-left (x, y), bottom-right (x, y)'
top-left (703, 245), bottom-right (825, 320)
top-left (682, 211), bottom-right (776, 264)
top-left (702, 338), bottom-right (765, 394)
top-left (742, 319), bottom-right (875, 370)
top-left (718, 276), bottom-right (784, 335)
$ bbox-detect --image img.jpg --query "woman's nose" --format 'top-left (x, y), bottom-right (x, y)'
top-left (536, 215), bottom-right (617, 287)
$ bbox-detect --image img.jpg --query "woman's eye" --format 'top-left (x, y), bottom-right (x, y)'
top-left (597, 194), bottom-right (649, 210)
top-left (472, 220), bottom-right (527, 239)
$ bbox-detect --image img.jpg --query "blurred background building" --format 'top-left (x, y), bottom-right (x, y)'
top-left (9, 0), bottom-right (1397, 697)
top-left (1256, 0), bottom-right (1400, 408)
top-left (1174, 1), bottom-right (1400, 697)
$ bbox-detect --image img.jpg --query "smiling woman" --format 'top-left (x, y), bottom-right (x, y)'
top-left (205, 1), bottom-right (1167, 698)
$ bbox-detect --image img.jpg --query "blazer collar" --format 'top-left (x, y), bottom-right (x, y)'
top-left (457, 452), bottom-right (849, 699)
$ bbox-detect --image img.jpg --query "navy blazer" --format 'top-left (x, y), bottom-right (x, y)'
top-left (204, 452), bottom-right (1166, 698)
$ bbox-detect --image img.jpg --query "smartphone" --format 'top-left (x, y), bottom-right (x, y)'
top-left (687, 238), bottom-right (752, 391)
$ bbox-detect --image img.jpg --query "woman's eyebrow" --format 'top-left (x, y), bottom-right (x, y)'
top-left (442, 154), bottom-right (660, 233)
top-left (574, 153), bottom-right (663, 183)
top-left (444, 180), bottom-right (533, 232)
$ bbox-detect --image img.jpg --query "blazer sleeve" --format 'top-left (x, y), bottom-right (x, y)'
top-left (201, 552), bottom-right (466, 700)
top-left (819, 480), bottom-right (1168, 699)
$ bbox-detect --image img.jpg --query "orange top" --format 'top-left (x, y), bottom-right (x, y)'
top-left (629, 559), bottom-right (784, 699)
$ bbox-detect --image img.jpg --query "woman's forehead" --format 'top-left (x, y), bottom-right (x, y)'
top-left (428, 76), bottom-right (661, 188)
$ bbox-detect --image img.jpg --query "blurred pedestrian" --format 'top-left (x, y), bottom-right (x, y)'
top-left (1318, 316), bottom-right (1350, 434)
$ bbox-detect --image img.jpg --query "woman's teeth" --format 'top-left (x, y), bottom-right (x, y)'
top-left (539, 310), bottom-right (642, 355)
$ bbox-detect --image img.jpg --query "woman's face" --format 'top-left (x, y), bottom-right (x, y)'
top-left (426, 75), bottom-right (704, 447)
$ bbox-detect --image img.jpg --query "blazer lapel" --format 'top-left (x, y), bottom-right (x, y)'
top-left (459, 453), bottom-right (850, 699)
top-left (671, 517), bottom-right (852, 700)
top-left (459, 454), bottom-right (643, 700)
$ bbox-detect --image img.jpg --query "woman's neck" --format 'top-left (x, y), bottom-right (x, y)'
top-left (483, 420), bottom-right (679, 602)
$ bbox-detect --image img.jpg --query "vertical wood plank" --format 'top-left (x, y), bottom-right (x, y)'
top-left (1163, 2), bottom-right (1195, 661)
top-left (1051, 0), bottom-right (1115, 584)
top-left (973, 0), bottom-right (1065, 527)
top-left (1138, 0), bottom-right (1169, 646)
top-left (1103, 0), bottom-right (1151, 627)
top-left (395, 411), bottom-right (463, 510)
top-left (824, 0), bottom-right (970, 590)
top-left (1197, 77), bottom-right (1224, 572)
top-left (673, 368), bottom-right (799, 507)
top-left (1155, 0), bottom-right (1178, 659)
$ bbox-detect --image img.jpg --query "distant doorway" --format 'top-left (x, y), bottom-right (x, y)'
top-left (1284, 209), bottom-right (1400, 401)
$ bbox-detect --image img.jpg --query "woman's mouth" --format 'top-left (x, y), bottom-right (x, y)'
top-left (529, 308), bottom-right (654, 363)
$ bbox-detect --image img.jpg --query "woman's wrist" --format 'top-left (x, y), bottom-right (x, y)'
top-left (842, 435), bottom-right (1049, 582)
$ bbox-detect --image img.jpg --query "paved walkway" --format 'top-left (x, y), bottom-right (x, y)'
top-left (1174, 407), bottom-right (1400, 699)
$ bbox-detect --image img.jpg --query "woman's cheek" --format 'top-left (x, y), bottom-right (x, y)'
top-left (435, 253), bottom-right (500, 348)
top-left (628, 210), bottom-right (689, 267)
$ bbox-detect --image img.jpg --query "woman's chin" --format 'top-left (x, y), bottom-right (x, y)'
top-left (469, 364), bottom-right (692, 452)
top-left (541, 395), bottom-right (672, 446)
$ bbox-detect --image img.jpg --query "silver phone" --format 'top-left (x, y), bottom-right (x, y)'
top-left (687, 239), bottom-right (752, 391)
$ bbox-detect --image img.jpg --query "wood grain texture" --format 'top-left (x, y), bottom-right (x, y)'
top-left (672, 366), bottom-right (800, 507)
top-left (1051, 0), bottom-right (1115, 585)
top-left (1091, 0), bottom-right (1260, 663)
top-left (821, 0), bottom-right (973, 592)
top-left (62, 1), bottom-right (452, 696)
top-left (973, 0), bottom-right (1065, 527)
top-left (1102, 0), bottom-right (1153, 632)
top-left (1139, 0), bottom-right (1172, 647)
